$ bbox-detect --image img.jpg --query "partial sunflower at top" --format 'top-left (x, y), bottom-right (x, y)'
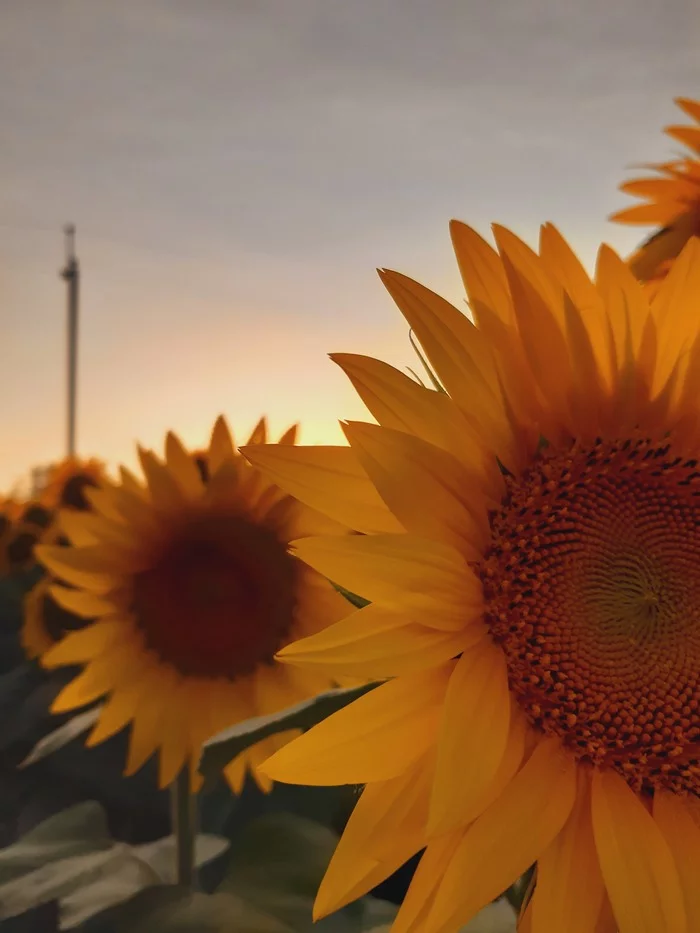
top-left (243, 222), bottom-right (700, 933)
top-left (36, 416), bottom-right (350, 793)
top-left (611, 97), bottom-right (700, 293)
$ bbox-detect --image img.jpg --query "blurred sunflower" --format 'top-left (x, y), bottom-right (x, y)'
top-left (19, 462), bottom-right (108, 657)
top-left (22, 573), bottom-right (88, 659)
top-left (611, 97), bottom-right (700, 293)
top-left (36, 416), bottom-right (350, 792)
top-left (245, 224), bottom-right (700, 933)
top-left (3, 502), bottom-right (55, 574)
top-left (41, 456), bottom-right (106, 511)
top-left (20, 516), bottom-right (94, 659)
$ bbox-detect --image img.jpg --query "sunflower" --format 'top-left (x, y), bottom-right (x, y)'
top-left (611, 97), bottom-right (700, 293)
top-left (243, 224), bottom-right (700, 933)
top-left (41, 456), bottom-right (106, 511)
top-left (36, 416), bottom-right (350, 792)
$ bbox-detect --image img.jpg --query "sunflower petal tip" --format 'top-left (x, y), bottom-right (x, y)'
top-left (311, 900), bottom-right (333, 922)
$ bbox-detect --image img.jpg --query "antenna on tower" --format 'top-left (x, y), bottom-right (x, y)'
top-left (60, 225), bottom-right (80, 458)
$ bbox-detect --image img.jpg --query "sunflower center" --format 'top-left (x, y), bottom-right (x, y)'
top-left (478, 436), bottom-right (700, 795)
top-left (132, 511), bottom-right (298, 679)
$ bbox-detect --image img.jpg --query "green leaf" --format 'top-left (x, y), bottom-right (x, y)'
top-left (75, 888), bottom-right (291, 933)
top-left (0, 803), bottom-right (112, 885)
top-left (0, 803), bottom-right (229, 928)
top-left (0, 663), bottom-right (78, 754)
top-left (19, 707), bottom-right (103, 769)
top-left (460, 900), bottom-right (516, 932)
top-left (199, 683), bottom-right (380, 783)
top-left (332, 584), bottom-right (369, 609)
top-left (0, 569), bottom-right (44, 641)
top-left (0, 900), bottom-right (60, 932)
top-left (217, 812), bottom-right (396, 933)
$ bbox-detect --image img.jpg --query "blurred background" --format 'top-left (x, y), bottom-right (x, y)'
top-left (1, 0), bottom-right (698, 492)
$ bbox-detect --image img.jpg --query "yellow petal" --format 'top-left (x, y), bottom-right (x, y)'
top-left (650, 236), bottom-right (700, 391)
top-left (57, 509), bottom-right (101, 547)
top-left (246, 416), bottom-right (268, 445)
top-left (450, 219), bottom-right (514, 329)
top-left (180, 679), bottom-right (220, 781)
top-left (260, 663), bottom-right (452, 784)
top-left (284, 499), bottom-right (349, 539)
top-left (665, 123), bottom-right (700, 154)
top-left (377, 268), bottom-right (505, 433)
top-left (40, 617), bottom-right (127, 666)
top-left (157, 685), bottom-right (189, 788)
top-left (426, 736), bottom-right (577, 933)
top-left (611, 201), bottom-right (684, 226)
top-left (252, 663), bottom-right (302, 716)
top-left (653, 790), bottom-right (700, 932)
top-left (428, 638), bottom-right (511, 836)
top-left (279, 602), bottom-right (485, 679)
top-left (36, 545), bottom-right (119, 595)
top-left (124, 664), bottom-right (180, 776)
top-left (292, 533), bottom-right (481, 631)
top-left (97, 485), bottom-right (160, 540)
top-left (118, 465), bottom-right (147, 497)
top-left (594, 896), bottom-right (619, 933)
top-left (164, 432), bottom-right (205, 498)
top-left (291, 563), bottom-right (355, 639)
top-left (84, 485), bottom-right (131, 525)
top-left (440, 704), bottom-right (527, 838)
top-left (494, 229), bottom-right (573, 426)
top-left (331, 354), bottom-right (501, 496)
top-left (51, 639), bottom-right (144, 712)
top-left (492, 224), bottom-right (562, 313)
top-left (223, 754), bottom-right (247, 794)
top-left (343, 421), bottom-right (491, 556)
top-left (675, 97), bottom-right (700, 123)
top-left (531, 773), bottom-right (604, 933)
top-left (137, 447), bottom-right (187, 512)
top-left (87, 665), bottom-right (155, 746)
top-left (391, 833), bottom-right (463, 933)
top-left (247, 736), bottom-right (280, 793)
top-left (539, 222), bottom-right (601, 313)
top-left (241, 443), bottom-right (403, 534)
top-left (590, 768), bottom-right (686, 933)
top-left (48, 584), bottom-right (118, 620)
top-left (277, 424), bottom-right (298, 445)
top-left (208, 416), bottom-right (236, 472)
top-left (314, 751), bottom-right (433, 918)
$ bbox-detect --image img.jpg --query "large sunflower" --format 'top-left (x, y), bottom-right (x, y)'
top-left (611, 97), bottom-right (700, 293)
top-left (243, 224), bottom-right (700, 933)
top-left (36, 416), bottom-right (350, 791)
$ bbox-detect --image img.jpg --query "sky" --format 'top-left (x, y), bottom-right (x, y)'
top-left (1, 0), bottom-right (698, 493)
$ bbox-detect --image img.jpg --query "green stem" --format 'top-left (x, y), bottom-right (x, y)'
top-left (171, 765), bottom-right (198, 890)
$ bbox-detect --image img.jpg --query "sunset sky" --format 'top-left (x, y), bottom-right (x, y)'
top-left (1, 0), bottom-right (698, 493)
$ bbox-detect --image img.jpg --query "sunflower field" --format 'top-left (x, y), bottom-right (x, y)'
top-left (0, 97), bottom-right (699, 933)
